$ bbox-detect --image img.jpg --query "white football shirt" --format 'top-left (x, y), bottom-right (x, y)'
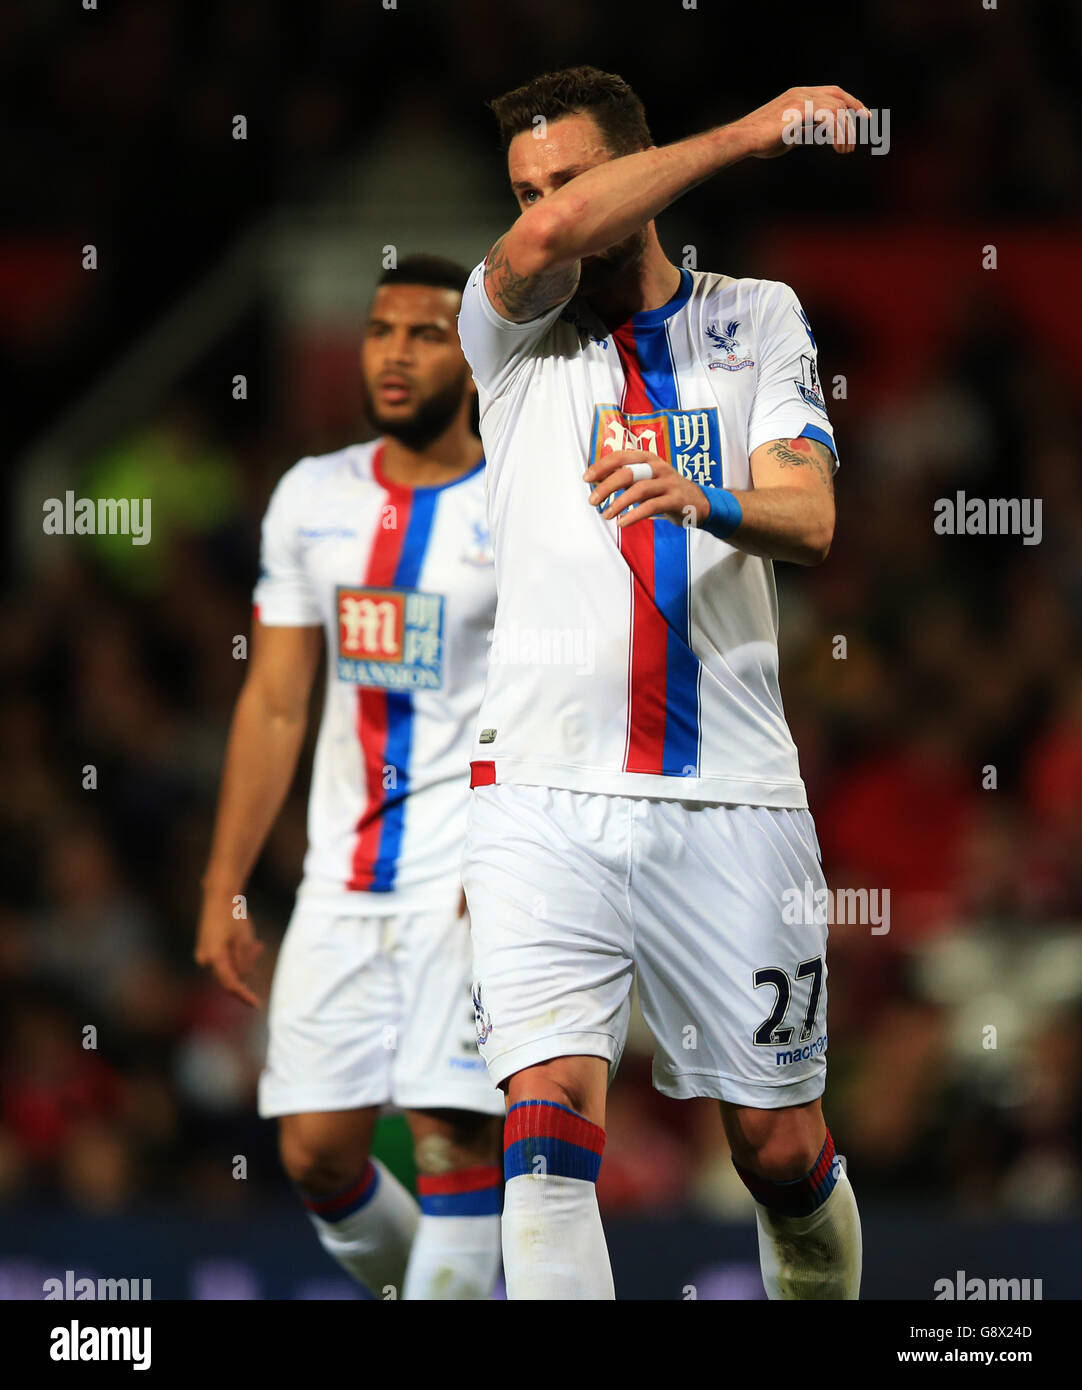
top-left (253, 441), bottom-right (495, 913)
top-left (457, 263), bottom-right (837, 807)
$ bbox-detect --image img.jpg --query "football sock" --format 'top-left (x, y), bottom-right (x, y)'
top-left (734, 1130), bottom-right (862, 1300)
top-left (501, 1099), bottom-right (614, 1300)
top-left (298, 1158), bottom-right (419, 1299)
top-left (402, 1163), bottom-right (503, 1300)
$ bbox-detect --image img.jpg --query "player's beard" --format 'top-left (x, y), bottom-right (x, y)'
top-left (365, 371), bottom-right (470, 450)
top-left (578, 226), bottom-right (649, 297)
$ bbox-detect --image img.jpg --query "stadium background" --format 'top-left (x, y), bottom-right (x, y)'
top-left (3, 0), bottom-right (1082, 1298)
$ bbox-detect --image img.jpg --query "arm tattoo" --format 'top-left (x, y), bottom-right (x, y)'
top-left (485, 233), bottom-right (578, 322)
top-left (765, 436), bottom-right (834, 491)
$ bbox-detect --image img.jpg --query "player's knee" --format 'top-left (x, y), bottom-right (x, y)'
top-left (506, 1060), bottom-right (602, 1124)
top-left (744, 1136), bottom-right (820, 1182)
top-left (278, 1121), bottom-right (369, 1196)
top-left (725, 1103), bottom-right (825, 1181)
top-left (733, 1124), bottom-right (825, 1181)
top-left (412, 1112), bottom-right (503, 1174)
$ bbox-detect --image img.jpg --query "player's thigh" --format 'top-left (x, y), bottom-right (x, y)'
top-left (634, 803), bottom-right (829, 1108)
top-left (462, 783), bottom-right (635, 1098)
top-left (388, 905), bottom-right (505, 1119)
top-left (258, 906), bottom-right (397, 1120)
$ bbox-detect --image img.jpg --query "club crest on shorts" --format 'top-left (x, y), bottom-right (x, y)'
top-left (588, 403), bottom-right (723, 497)
top-left (472, 982), bottom-right (493, 1046)
top-left (336, 584), bottom-right (445, 689)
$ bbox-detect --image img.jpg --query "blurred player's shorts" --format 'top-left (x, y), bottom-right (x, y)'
top-left (258, 904), bottom-right (504, 1118)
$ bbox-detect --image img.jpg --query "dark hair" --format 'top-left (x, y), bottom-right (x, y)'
top-left (488, 65), bottom-right (652, 156)
top-left (377, 254), bottom-right (470, 294)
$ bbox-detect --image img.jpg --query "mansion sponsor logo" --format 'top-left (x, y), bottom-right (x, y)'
top-left (934, 1270), bottom-right (1043, 1301)
top-left (589, 403), bottom-right (722, 492)
top-left (336, 586), bottom-right (444, 690)
top-left (781, 882), bottom-right (890, 935)
top-left (934, 492), bottom-right (1042, 545)
top-left (50, 1321), bottom-right (151, 1371)
top-left (43, 1270), bottom-right (151, 1300)
top-left (42, 492), bottom-right (151, 545)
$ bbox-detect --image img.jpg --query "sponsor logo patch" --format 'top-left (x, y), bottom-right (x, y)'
top-left (796, 354), bottom-right (828, 414)
top-left (775, 1032), bottom-right (828, 1066)
top-left (589, 403), bottom-right (723, 494)
top-left (336, 585), bottom-right (444, 689)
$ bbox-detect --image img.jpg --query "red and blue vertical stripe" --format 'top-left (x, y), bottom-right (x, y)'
top-left (611, 269), bottom-right (701, 778)
top-left (417, 1164), bottom-right (503, 1217)
top-left (504, 1100), bottom-right (606, 1182)
top-left (348, 447), bottom-right (439, 892)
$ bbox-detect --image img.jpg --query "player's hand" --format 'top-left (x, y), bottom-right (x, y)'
top-left (735, 86), bottom-right (869, 158)
top-left (584, 449), bottom-right (708, 529)
top-left (195, 893), bottom-right (265, 1008)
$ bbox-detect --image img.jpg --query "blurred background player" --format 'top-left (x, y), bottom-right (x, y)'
top-left (458, 69), bottom-right (865, 1299)
top-left (195, 255), bottom-right (504, 1300)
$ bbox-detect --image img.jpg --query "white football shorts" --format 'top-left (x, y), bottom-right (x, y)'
top-left (462, 783), bottom-right (829, 1108)
top-left (258, 902), bottom-right (505, 1118)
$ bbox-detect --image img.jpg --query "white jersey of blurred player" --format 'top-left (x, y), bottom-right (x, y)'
top-left (255, 439), bottom-right (496, 912)
top-left (460, 267), bottom-right (836, 805)
top-left (253, 439), bottom-right (503, 1118)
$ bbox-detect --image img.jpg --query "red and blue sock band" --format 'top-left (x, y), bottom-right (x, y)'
top-left (417, 1164), bottom-right (503, 1217)
top-left (699, 485), bottom-right (743, 540)
top-left (504, 1100), bottom-right (606, 1183)
top-left (733, 1130), bottom-right (838, 1217)
top-left (298, 1160), bottom-right (379, 1223)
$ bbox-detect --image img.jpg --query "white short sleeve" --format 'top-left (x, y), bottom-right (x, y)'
top-left (456, 258), bottom-right (572, 398)
top-left (747, 281), bottom-right (839, 469)
top-left (252, 463), bottom-right (321, 625)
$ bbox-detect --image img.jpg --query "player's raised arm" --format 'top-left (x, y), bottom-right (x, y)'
top-left (484, 84), bottom-right (867, 324)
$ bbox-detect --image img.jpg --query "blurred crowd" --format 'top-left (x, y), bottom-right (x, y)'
top-left (6, 0), bottom-right (1081, 463)
top-left (3, 0), bottom-right (1082, 1223)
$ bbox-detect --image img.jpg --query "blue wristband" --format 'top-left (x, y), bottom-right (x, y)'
top-left (700, 485), bottom-right (743, 540)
